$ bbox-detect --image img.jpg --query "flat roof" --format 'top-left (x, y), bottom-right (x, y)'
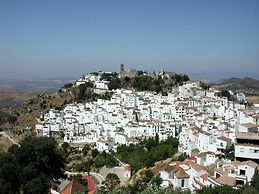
top-left (236, 132), bottom-right (259, 140)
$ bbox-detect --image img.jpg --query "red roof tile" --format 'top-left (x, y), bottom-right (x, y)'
top-left (61, 180), bottom-right (84, 194)
top-left (83, 176), bottom-right (97, 194)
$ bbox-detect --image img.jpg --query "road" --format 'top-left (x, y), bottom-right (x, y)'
top-left (65, 171), bottom-right (105, 184)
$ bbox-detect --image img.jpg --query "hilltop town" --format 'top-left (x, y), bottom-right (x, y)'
top-left (30, 66), bottom-right (259, 193)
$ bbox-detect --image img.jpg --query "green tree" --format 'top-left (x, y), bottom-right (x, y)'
top-left (93, 152), bottom-right (118, 168)
top-left (91, 148), bottom-right (99, 158)
top-left (196, 185), bottom-right (239, 194)
top-left (225, 144), bottom-right (235, 161)
top-left (0, 137), bottom-right (66, 194)
top-left (177, 153), bottom-right (188, 161)
top-left (150, 175), bottom-right (162, 188)
top-left (200, 82), bottom-right (210, 90)
top-left (103, 173), bottom-right (121, 191)
top-left (82, 144), bottom-right (90, 156)
top-left (63, 83), bottom-right (73, 89)
top-left (116, 136), bottom-right (179, 172)
top-left (60, 131), bottom-right (65, 139)
top-left (61, 142), bottom-right (71, 153)
top-left (124, 76), bottom-right (131, 82)
top-left (143, 169), bottom-right (154, 183)
top-left (250, 172), bottom-right (259, 191)
top-left (241, 186), bottom-right (258, 194)
top-left (8, 114), bottom-right (17, 125)
top-left (108, 78), bottom-right (121, 90)
top-left (220, 90), bottom-right (231, 100)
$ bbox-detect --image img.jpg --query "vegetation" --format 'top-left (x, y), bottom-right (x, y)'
top-left (104, 177), bottom-right (259, 194)
top-left (73, 160), bottom-right (93, 174)
top-left (0, 137), bottom-right (66, 194)
top-left (99, 71), bottom-right (190, 93)
top-left (74, 82), bottom-right (94, 102)
top-left (250, 172), bottom-right (259, 192)
top-left (219, 90), bottom-right (231, 100)
top-left (82, 144), bottom-right (90, 156)
top-left (177, 152), bottom-right (189, 161)
top-left (132, 75), bottom-right (165, 93)
top-left (93, 151), bottom-right (119, 169)
top-left (91, 148), bottom-right (99, 158)
top-left (213, 77), bottom-right (259, 95)
top-left (196, 185), bottom-right (237, 194)
top-left (175, 73), bottom-right (190, 85)
top-left (200, 82), bottom-right (211, 90)
top-left (225, 144), bottom-right (235, 161)
top-left (116, 135), bottom-right (179, 172)
top-left (108, 77), bottom-right (121, 90)
top-left (101, 72), bottom-right (119, 82)
top-left (103, 173), bottom-right (121, 191)
top-left (0, 111), bottom-right (17, 125)
top-left (100, 72), bottom-right (121, 90)
top-left (62, 83), bottom-right (73, 89)
top-left (68, 174), bottom-right (88, 193)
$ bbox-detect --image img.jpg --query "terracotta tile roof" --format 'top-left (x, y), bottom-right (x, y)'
top-left (214, 175), bottom-right (236, 187)
top-left (188, 156), bottom-right (197, 162)
top-left (175, 167), bottom-right (189, 178)
top-left (164, 163), bottom-right (179, 173)
top-left (236, 132), bottom-right (259, 140)
top-left (197, 151), bottom-right (216, 157)
top-left (184, 160), bottom-right (205, 172)
top-left (61, 180), bottom-right (84, 194)
top-left (200, 173), bottom-right (209, 180)
top-left (241, 123), bottom-right (257, 128)
top-left (123, 164), bottom-right (131, 171)
top-left (161, 101), bottom-right (170, 105)
top-left (237, 160), bottom-right (259, 169)
top-left (218, 136), bottom-right (231, 142)
top-left (83, 176), bottom-right (97, 194)
top-left (192, 163), bottom-right (206, 172)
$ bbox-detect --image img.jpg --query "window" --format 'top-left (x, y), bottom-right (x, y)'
top-left (181, 179), bottom-right (185, 187)
top-left (240, 169), bottom-right (246, 175)
top-left (240, 148), bottom-right (245, 152)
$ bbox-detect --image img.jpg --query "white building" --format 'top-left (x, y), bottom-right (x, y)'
top-left (235, 132), bottom-right (259, 163)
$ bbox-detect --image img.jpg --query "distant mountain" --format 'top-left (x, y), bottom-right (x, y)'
top-left (213, 77), bottom-right (259, 95)
top-left (0, 78), bottom-right (75, 92)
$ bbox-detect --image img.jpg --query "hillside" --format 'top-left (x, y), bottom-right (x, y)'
top-left (0, 89), bottom-right (35, 111)
top-left (0, 71), bottom-right (189, 135)
top-left (213, 77), bottom-right (259, 95)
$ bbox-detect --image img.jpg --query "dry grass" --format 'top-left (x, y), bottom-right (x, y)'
top-left (0, 88), bottom-right (33, 101)
top-left (246, 96), bottom-right (259, 104)
top-left (0, 88), bottom-right (35, 110)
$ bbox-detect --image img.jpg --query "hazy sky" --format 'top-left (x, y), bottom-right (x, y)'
top-left (0, 0), bottom-right (259, 81)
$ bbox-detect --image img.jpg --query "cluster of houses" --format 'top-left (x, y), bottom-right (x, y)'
top-left (75, 72), bottom-right (109, 91)
top-left (36, 72), bottom-right (259, 191)
top-left (160, 157), bottom-right (258, 191)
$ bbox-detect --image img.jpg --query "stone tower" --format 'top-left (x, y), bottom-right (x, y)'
top-left (120, 64), bottom-right (125, 72)
top-left (120, 64), bottom-right (125, 78)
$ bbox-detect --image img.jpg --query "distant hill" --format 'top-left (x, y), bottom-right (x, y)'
top-left (0, 78), bottom-right (74, 92)
top-left (213, 77), bottom-right (259, 95)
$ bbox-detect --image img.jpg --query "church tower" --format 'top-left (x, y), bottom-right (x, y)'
top-left (120, 64), bottom-right (125, 78)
